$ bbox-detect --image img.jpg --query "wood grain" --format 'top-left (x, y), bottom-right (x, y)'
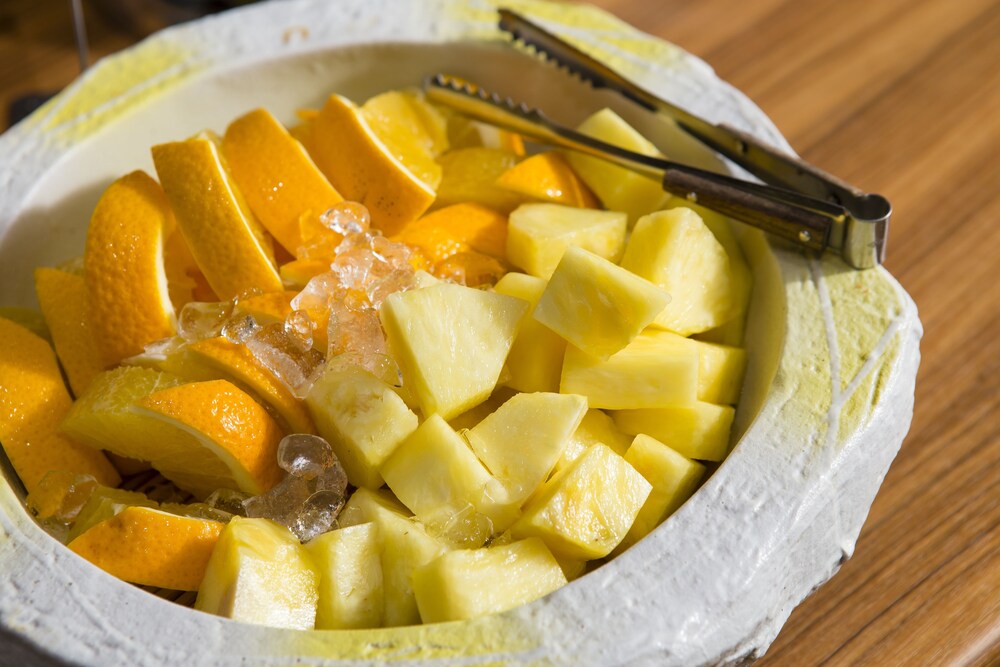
top-left (2, 0), bottom-right (998, 664)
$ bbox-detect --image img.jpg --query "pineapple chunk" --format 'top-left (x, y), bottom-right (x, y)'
top-left (621, 208), bottom-right (734, 336)
top-left (380, 415), bottom-right (517, 542)
top-left (560, 330), bottom-right (699, 410)
top-left (465, 392), bottom-right (587, 503)
top-left (506, 203), bottom-right (627, 279)
top-left (566, 109), bottom-right (670, 222)
top-left (380, 283), bottom-right (528, 419)
top-left (413, 538), bottom-right (567, 623)
top-left (307, 522), bottom-right (383, 630)
top-left (534, 246), bottom-right (669, 360)
top-left (612, 402), bottom-right (735, 462)
top-left (195, 517), bottom-right (318, 630)
top-left (511, 444), bottom-right (651, 560)
top-left (553, 408), bottom-right (633, 473)
top-left (338, 488), bottom-right (450, 627)
top-left (493, 272), bottom-right (566, 393)
top-left (668, 332), bottom-right (748, 405)
top-left (447, 386), bottom-right (516, 431)
top-left (618, 434), bottom-right (705, 550)
top-left (305, 365), bottom-right (418, 489)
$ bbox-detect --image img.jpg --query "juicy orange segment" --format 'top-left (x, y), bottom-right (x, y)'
top-left (223, 108), bottom-right (344, 255)
top-left (306, 94), bottom-right (435, 235)
top-left (163, 227), bottom-right (216, 308)
top-left (361, 90), bottom-right (448, 188)
top-left (34, 268), bottom-right (104, 396)
top-left (496, 152), bottom-right (600, 208)
top-left (393, 203), bottom-right (508, 263)
top-left (84, 171), bottom-right (177, 365)
top-left (134, 379), bottom-right (285, 497)
top-left (183, 337), bottom-right (316, 435)
top-left (68, 506), bottom-right (223, 590)
top-left (152, 135), bottom-right (284, 300)
top-left (0, 318), bottom-right (120, 493)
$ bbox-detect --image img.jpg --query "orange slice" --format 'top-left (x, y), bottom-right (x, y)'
top-left (496, 152), bottom-right (600, 208)
top-left (34, 268), bottom-right (104, 396)
top-left (0, 318), bottom-right (120, 494)
top-left (0, 307), bottom-right (49, 341)
top-left (222, 108), bottom-right (344, 256)
top-left (163, 226), bottom-right (217, 308)
top-left (68, 506), bottom-right (223, 590)
top-left (133, 379), bottom-right (285, 498)
top-left (84, 171), bottom-right (178, 365)
top-left (434, 148), bottom-right (526, 214)
top-left (305, 94), bottom-right (435, 235)
top-left (152, 134), bottom-right (284, 301)
top-left (393, 203), bottom-right (508, 263)
top-left (361, 90), bottom-right (448, 188)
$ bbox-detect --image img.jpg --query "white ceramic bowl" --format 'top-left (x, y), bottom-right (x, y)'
top-left (0, 1), bottom-right (921, 665)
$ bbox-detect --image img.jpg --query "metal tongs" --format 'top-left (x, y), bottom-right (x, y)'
top-left (424, 9), bottom-right (891, 269)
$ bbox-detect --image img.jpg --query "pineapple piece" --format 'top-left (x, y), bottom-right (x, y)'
top-left (612, 402), bottom-right (735, 462)
top-left (447, 386), bottom-right (516, 431)
top-left (305, 365), bottom-right (418, 489)
top-left (534, 246), bottom-right (669, 360)
top-left (553, 408), bottom-right (633, 473)
top-left (506, 203), bottom-right (627, 279)
top-left (465, 392), bottom-right (586, 504)
top-left (621, 208), bottom-right (734, 336)
top-left (338, 488), bottom-right (450, 627)
top-left (560, 330), bottom-right (699, 410)
top-left (511, 444), bottom-right (651, 560)
top-left (195, 517), bottom-right (318, 630)
top-left (307, 522), bottom-right (383, 630)
top-left (662, 332), bottom-right (748, 405)
top-left (555, 556), bottom-right (587, 582)
top-left (380, 415), bottom-right (517, 542)
top-left (565, 108), bottom-right (670, 222)
top-left (618, 434), bottom-right (705, 550)
top-left (413, 538), bottom-right (567, 623)
top-left (493, 272), bottom-right (566, 393)
top-left (380, 283), bottom-right (527, 419)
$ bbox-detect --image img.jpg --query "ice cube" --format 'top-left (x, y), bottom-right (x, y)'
top-left (291, 490), bottom-right (345, 542)
top-left (244, 323), bottom-right (325, 398)
top-left (26, 471), bottom-right (98, 523)
top-left (291, 272), bottom-right (339, 312)
top-left (284, 310), bottom-right (315, 351)
top-left (204, 488), bottom-right (250, 517)
top-left (221, 313), bottom-right (259, 344)
top-left (242, 474), bottom-right (312, 527)
top-left (177, 301), bottom-right (234, 342)
top-left (315, 455), bottom-right (349, 497)
top-left (321, 201), bottom-right (371, 236)
top-left (332, 247), bottom-right (378, 290)
top-left (277, 434), bottom-right (334, 479)
top-left (370, 234), bottom-right (412, 269)
top-left (366, 267), bottom-right (416, 308)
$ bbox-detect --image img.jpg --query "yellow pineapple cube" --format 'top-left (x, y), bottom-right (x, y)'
top-left (690, 337), bottom-right (748, 405)
top-left (506, 203), bottom-right (627, 279)
top-left (554, 408), bottom-right (633, 473)
top-left (612, 402), bottom-right (735, 462)
top-left (493, 272), bottom-right (566, 393)
top-left (465, 392), bottom-right (587, 503)
top-left (307, 522), bottom-right (383, 629)
top-left (621, 208), bottom-right (734, 336)
top-left (412, 538), bottom-right (567, 623)
top-left (689, 205), bottom-right (754, 346)
top-left (305, 365), bottom-right (418, 489)
top-left (195, 517), bottom-right (318, 630)
top-left (534, 246), bottom-right (669, 360)
top-left (511, 444), bottom-right (651, 560)
top-left (618, 434), bottom-right (705, 550)
top-left (560, 330), bottom-right (699, 409)
top-left (380, 283), bottom-right (528, 419)
top-left (338, 488), bottom-right (450, 627)
top-left (380, 415), bottom-right (517, 543)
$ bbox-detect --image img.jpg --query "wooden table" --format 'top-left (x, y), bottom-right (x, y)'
top-left (2, 1), bottom-right (998, 664)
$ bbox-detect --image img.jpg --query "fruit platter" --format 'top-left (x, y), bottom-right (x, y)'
top-left (0, 0), bottom-right (921, 665)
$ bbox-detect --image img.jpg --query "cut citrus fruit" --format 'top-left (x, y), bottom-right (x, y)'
top-left (222, 108), bottom-right (344, 255)
top-left (442, 110), bottom-right (526, 155)
top-left (133, 379), bottom-right (285, 498)
top-left (362, 89), bottom-right (449, 164)
top-left (433, 148), bottom-right (526, 214)
top-left (67, 506), bottom-right (224, 590)
top-left (0, 306), bottom-right (49, 341)
top-left (392, 203), bottom-right (507, 262)
top-left (152, 134), bottom-right (284, 300)
top-left (305, 94), bottom-right (435, 235)
top-left (163, 225), bottom-right (217, 308)
top-left (0, 318), bottom-right (120, 494)
top-left (33, 267), bottom-right (104, 396)
top-left (84, 170), bottom-right (178, 365)
top-left (496, 152), bottom-right (600, 208)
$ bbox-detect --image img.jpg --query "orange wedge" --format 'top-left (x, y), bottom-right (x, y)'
top-left (68, 506), bottom-right (223, 590)
top-left (152, 134), bottom-right (284, 301)
top-left (443, 111), bottom-right (526, 155)
top-left (396, 203), bottom-right (507, 260)
top-left (0, 318), bottom-right (120, 494)
top-left (361, 90), bottom-right (448, 187)
top-left (0, 307), bottom-right (49, 341)
top-left (222, 108), bottom-right (344, 255)
top-left (34, 268), bottom-right (104, 396)
top-left (163, 227), bottom-right (216, 308)
top-left (84, 171), bottom-right (178, 366)
top-left (434, 148), bottom-right (526, 214)
top-left (496, 152), bottom-right (600, 208)
top-left (133, 379), bottom-right (285, 498)
top-left (306, 94), bottom-right (435, 235)
top-left (178, 336), bottom-right (316, 435)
